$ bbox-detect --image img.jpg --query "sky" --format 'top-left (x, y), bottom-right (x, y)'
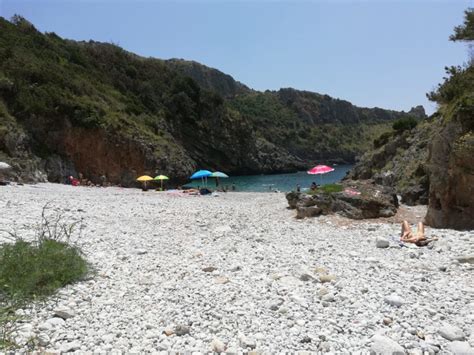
top-left (1, 0), bottom-right (472, 114)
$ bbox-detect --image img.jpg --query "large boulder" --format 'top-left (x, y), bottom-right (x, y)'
top-left (286, 180), bottom-right (398, 220)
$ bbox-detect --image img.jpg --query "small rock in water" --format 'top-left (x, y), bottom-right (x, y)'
top-left (376, 237), bottom-right (390, 248)
top-left (202, 266), bottom-right (217, 272)
top-left (370, 335), bottom-right (404, 354)
top-left (438, 324), bottom-right (465, 341)
top-left (384, 294), bottom-right (404, 307)
top-left (210, 338), bottom-right (226, 353)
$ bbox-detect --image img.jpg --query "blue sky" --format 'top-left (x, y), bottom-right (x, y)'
top-left (1, 0), bottom-right (472, 114)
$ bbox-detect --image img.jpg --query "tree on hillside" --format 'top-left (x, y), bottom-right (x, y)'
top-left (427, 8), bottom-right (474, 105)
top-left (450, 8), bottom-right (474, 42)
top-left (450, 8), bottom-right (474, 62)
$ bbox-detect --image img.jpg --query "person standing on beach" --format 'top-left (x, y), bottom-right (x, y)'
top-left (296, 184), bottom-right (301, 192)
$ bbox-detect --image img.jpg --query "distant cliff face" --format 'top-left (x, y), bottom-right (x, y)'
top-left (165, 59), bottom-right (251, 98)
top-left (0, 16), bottom-right (422, 186)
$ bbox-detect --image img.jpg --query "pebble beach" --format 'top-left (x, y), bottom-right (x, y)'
top-left (1, 183), bottom-right (473, 353)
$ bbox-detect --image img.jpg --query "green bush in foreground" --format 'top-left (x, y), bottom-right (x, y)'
top-left (0, 239), bottom-right (88, 300)
top-left (0, 205), bottom-right (89, 349)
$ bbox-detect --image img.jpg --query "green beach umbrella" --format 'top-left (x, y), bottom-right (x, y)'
top-left (154, 175), bottom-right (169, 190)
top-left (210, 172), bottom-right (229, 178)
top-left (210, 171), bottom-right (229, 188)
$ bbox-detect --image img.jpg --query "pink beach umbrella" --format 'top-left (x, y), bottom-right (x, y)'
top-left (307, 165), bottom-right (335, 185)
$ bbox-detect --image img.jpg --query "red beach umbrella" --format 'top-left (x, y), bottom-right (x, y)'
top-left (307, 165), bottom-right (335, 186)
top-left (307, 165), bottom-right (335, 175)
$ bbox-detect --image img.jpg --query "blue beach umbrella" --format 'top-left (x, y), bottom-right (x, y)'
top-left (190, 170), bottom-right (212, 187)
top-left (190, 170), bottom-right (212, 179)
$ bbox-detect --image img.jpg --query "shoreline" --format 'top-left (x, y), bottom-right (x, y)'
top-left (1, 183), bottom-right (472, 352)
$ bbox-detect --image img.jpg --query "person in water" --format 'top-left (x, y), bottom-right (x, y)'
top-left (400, 221), bottom-right (436, 246)
top-left (296, 184), bottom-right (301, 193)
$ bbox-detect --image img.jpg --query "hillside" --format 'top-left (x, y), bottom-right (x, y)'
top-left (0, 16), bottom-right (424, 185)
top-left (347, 8), bottom-right (474, 229)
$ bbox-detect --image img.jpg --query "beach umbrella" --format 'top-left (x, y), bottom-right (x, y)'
top-left (136, 175), bottom-right (153, 189)
top-left (190, 170), bottom-right (212, 187)
top-left (0, 162), bottom-right (11, 170)
top-left (210, 171), bottom-right (229, 188)
top-left (154, 175), bottom-right (169, 190)
top-left (210, 171), bottom-right (229, 178)
top-left (307, 165), bottom-right (335, 185)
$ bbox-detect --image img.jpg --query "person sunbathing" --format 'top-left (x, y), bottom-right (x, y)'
top-left (400, 221), bottom-right (436, 247)
top-left (183, 188), bottom-right (200, 195)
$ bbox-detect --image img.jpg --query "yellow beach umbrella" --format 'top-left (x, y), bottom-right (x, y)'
top-left (136, 175), bottom-right (153, 190)
top-left (136, 175), bottom-right (153, 182)
top-left (154, 175), bottom-right (169, 190)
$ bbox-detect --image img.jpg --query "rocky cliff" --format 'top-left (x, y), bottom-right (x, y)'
top-left (346, 119), bottom-right (433, 205)
top-left (0, 16), bottom-right (422, 186)
top-left (347, 8), bottom-right (474, 229)
top-left (425, 90), bottom-right (474, 229)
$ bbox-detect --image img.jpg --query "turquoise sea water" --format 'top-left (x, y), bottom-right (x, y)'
top-left (184, 164), bottom-right (353, 192)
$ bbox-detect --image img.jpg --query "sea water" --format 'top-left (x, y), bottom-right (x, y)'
top-left (185, 164), bottom-right (353, 192)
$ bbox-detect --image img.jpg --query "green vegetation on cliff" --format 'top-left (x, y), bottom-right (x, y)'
top-left (0, 15), bottom-right (423, 185)
top-left (347, 8), bottom-right (474, 229)
top-left (424, 8), bottom-right (474, 229)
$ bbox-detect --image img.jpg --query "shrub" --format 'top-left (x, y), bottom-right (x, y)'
top-left (0, 239), bottom-right (88, 300)
top-left (373, 131), bottom-right (393, 148)
top-left (307, 183), bottom-right (343, 195)
top-left (392, 116), bottom-right (418, 132)
top-left (320, 183), bottom-right (344, 194)
top-left (0, 205), bottom-right (89, 301)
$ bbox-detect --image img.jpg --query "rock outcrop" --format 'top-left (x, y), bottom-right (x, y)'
top-left (286, 180), bottom-right (398, 219)
top-left (425, 115), bottom-right (474, 229)
top-left (346, 120), bottom-right (433, 205)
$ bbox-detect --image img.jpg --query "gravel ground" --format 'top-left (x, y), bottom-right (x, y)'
top-left (1, 183), bottom-right (473, 353)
